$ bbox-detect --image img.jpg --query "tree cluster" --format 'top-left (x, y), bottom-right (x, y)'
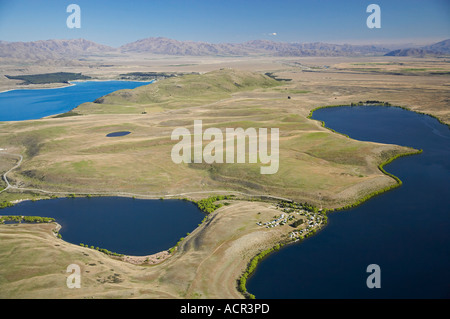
top-left (195, 195), bottom-right (234, 214)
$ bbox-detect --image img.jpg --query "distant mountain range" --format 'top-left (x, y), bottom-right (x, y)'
top-left (384, 39), bottom-right (450, 57)
top-left (119, 37), bottom-right (392, 57)
top-left (1, 37), bottom-right (449, 60)
top-left (0, 38), bottom-right (115, 60)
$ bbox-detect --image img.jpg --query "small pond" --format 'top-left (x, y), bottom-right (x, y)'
top-left (106, 131), bottom-right (132, 137)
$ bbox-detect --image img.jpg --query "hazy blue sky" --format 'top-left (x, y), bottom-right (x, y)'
top-left (0, 0), bottom-right (448, 46)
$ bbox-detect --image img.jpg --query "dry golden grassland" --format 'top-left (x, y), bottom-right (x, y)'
top-left (0, 69), bottom-right (413, 207)
top-left (0, 200), bottom-right (284, 299)
top-left (1, 55), bottom-right (447, 122)
top-left (0, 56), bottom-right (448, 299)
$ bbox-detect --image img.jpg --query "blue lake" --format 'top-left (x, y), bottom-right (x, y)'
top-left (1, 197), bottom-right (205, 256)
top-left (0, 80), bottom-right (152, 121)
top-left (107, 131), bottom-right (132, 137)
top-left (247, 106), bottom-right (450, 299)
top-left (1, 80), bottom-right (448, 299)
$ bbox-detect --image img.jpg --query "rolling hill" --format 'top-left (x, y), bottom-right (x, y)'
top-left (87, 68), bottom-right (281, 109)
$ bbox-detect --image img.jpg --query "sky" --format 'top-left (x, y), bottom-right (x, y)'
top-left (0, 0), bottom-right (449, 47)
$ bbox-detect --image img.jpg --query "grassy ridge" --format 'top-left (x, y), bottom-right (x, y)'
top-left (0, 83), bottom-right (410, 206)
top-left (86, 69), bottom-right (281, 110)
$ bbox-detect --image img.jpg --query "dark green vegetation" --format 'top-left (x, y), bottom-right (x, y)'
top-left (264, 72), bottom-right (292, 82)
top-left (194, 195), bottom-right (235, 214)
top-left (168, 236), bottom-right (186, 254)
top-left (0, 201), bottom-right (14, 209)
top-left (350, 100), bottom-right (392, 106)
top-left (0, 215), bottom-right (55, 224)
top-left (5, 72), bottom-right (91, 85)
top-left (238, 244), bottom-right (282, 299)
top-left (290, 218), bottom-right (304, 228)
top-left (277, 200), bottom-right (321, 214)
top-left (52, 111), bottom-right (81, 118)
top-left (79, 243), bottom-right (124, 257)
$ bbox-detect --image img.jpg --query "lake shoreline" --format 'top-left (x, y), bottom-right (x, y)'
top-left (0, 196), bottom-right (207, 258)
top-left (0, 79), bottom-right (154, 121)
top-left (0, 103), bottom-right (446, 299)
top-left (0, 78), bottom-right (155, 94)
top-left (246, 103), bottom-right (450, 299)
top-left (241, 103), bottom-right (426, 299)
top-left (307, 102), bottom-right (450, 129)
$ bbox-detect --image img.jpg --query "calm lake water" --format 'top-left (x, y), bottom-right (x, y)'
top-left (0, 81), bottom-right (152, 121)
top-left (107, 131), bottom-right (132, 137)
top-left (1, 197), bottom-right (205, 256)
top-left (247, 106), bottom-right (450, 299)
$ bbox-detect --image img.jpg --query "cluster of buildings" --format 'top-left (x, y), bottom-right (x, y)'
top-left (256, 213), bottom-right (296, 228)
top-left (255, 202), bottom-right (326, 243)
top-left (288, 212), bottom-right (324, 241)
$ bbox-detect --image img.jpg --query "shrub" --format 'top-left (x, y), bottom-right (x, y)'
top-left (195, 195), bottom-right (234, 214)
top-left (290, 218), bottom-right (304, 228)
top-left (238, 243), bottom-right (283, 298)
top-left (0, 201), bottom-right (14, 209)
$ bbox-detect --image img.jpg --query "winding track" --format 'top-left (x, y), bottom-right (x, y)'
top-left (0, 152), bottom-right (23, 194)
top-left (0, 151), bottom-right (292, 202)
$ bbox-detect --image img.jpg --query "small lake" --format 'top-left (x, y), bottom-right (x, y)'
top-left (0, 197), bottom-right (205, 256)
top-left (107, 131), bottom-right (132, 137)
top-left (0, 80), bottom-right (152, 121)
top-left (247, 106), bottom-right (450, 299)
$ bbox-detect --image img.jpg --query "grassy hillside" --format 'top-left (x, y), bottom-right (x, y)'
top-left (0, 69), bottom-right (412, 208)
top-left (75, 69), bottom-right (281, 114)
top-left (0, 67), bottom-right (420, 299)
